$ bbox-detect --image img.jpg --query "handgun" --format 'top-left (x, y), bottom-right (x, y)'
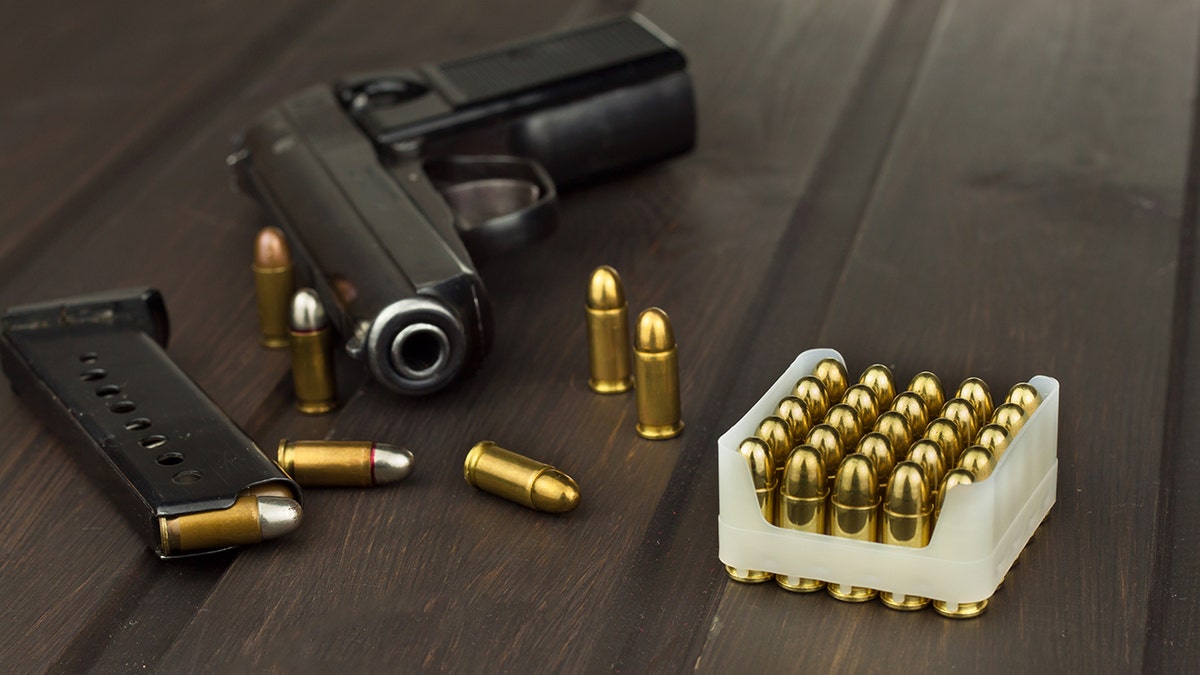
top-left (230, 13), bottom-right (695, 395)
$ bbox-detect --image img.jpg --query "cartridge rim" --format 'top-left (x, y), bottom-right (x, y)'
top-left (933, 599), bottom-right (988, 619)
top-left (880, 592), bottom-right (931, 611)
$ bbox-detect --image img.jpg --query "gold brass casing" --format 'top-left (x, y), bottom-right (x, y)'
top-left (728, 438), bottom-right (776, 583)
top-left (634, 308), bottom-right (683, 439)
top-left (755, 416), bottom-right (794, 480)
top-left (959, 446), bottom-right (995, 480)
top-left (291, 324), bottom-right (337, 415)
top-left (1006, 382), bottom-right (1041, 416)
top-left (906, 439), bottom-right (946, 504)
top-left (940, 397), bottom-right (979, 443)
top-left (842, 384), bottom-right (881, 428)
top-left (991, 402), bottom-right (1028, 435)
top-left (890, 391), bottom-right (930, 432)
top-left (813, 358), bottom-right (849, 401)
top-left (855, 432), bottom-right (895, 495)
top-left (585, 266), bottom-right (633, 394)
top-left (925, 418), bottom-right (965, 466)
top-left (792, 376), bottom-right (830, 420)
top-left (956, 377), bottom-right (994, 424)
top-left (775, 396), bottom-right (813, 441)
top-left (907, 371), bottom-right (946, 416)
top-left (859, 364), bottom-right (897, 408)
top-left (824, 403), bottom-right (863, 450)
top-left (776, 445), bottom-right (827, 592)
top-left (976, 423), bottom-right (1010, 458)
top-left (805, 424), bottom-right (845, 481)
top-left (277, 440), bottom-right (372, 487)
top-left (828, 454), bottom-right (879, 602)
top-left (880, 461), bottom-right (932, 610)
top-left (933, 598), bottom-right (988, 619)
top-left (873, 411), bottom-right (913, 457)
top-left (252, 227), bottom-right (294, 349)
top-left (464, 441), bottom-right (580, 513)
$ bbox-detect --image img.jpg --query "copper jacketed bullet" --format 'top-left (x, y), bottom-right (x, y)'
top-left (775, 396), bottom-right (813, 441)
top-left (277, 439), bottom-right (414, 487)
top-left (634, 308), bottom-right (683, 439)
top-left (907, 371), bottom-right (946, 416)
top-left (933, 469), bottom-right (987, 618)
top-left (991, 402), bottom-right (1028, 436)
top-left (813, 358), bottom-right (849, 401)
top-left (958, 445), bottom-right (995, 480)
top-left (956, 377), bottom-right (993, 424)
top-left (464, 441), bottom-right (580, 513)
top-left (828, 454), bottom-right (879, 602)
top-left (776, 445), bottom-right (827, 593)
top-left (1006, 382), bottom-right (1042, 416)
top-left (755, 416), bottom-right (794, 481)
top-left (859, 364), bottom-right (897, 408)
top-left (290, 288), bottom-right (338, 415)
top-left (890, 391), bottom-right (929, 433)
top-left (880, 461), bottom-right (932, 610)
top-left (842, 384), bottom-right (881, 428)
top-left (824, 403), bottom-right (863, 450)
top-left (941, 397), bottom-right (980, 443)
top-left (159, 484), bottom-right (302, 555)
top-left (906, 439), bottom-right (946, 504)
top-left (975, 423), bottom-right (1010, 458)
top-left (252, 226), bottom-right (294, 348)
top-left (805, 423), bottom-right (845, 481)
top-left (855, 432), bottom-right (895, 495)
top-left (873, 411), bottom-right (913, 456)
top-left (792, 376), bottom-right (830, 419)
top-left (924, 417), bottom-right (965, 465)
top-left (726, 438), bottom-right (775, 583)
top-left (585, 266), bottom-right (633, 394)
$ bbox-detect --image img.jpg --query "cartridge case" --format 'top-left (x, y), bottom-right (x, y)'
top-left (958, 446), bottom-right (995, 480)
top-left (290, 289), bottom-right (338, 415)
top-left (907, 371), bottom-right (945, 416)
top-left (776, 445), bottom-right (827, 592)
top-left (775, 396), bottom-right (813, 441)
top-left (956, 377), bottom-right (993, 424)
top-left (890, 391), bottom-right (929, 432)
top-left (991, 402), bottom-right (1028, 435)
top-left (975, 423), bottom-right (1010, 458)
top-left (855, 432), bottom-right (895, 495)
top-left (859, 363), bottom-right (896, 408)
top-left (159, 487), bottom-right (302, 555)
top-left (1006, 382), bottom-right (1041, 416)
top-left (634, 308), bottom-right (683, 439)
top-left (463, 441), bottom-right (580, 513)
top-left (824, 403), bottom-right (863, 450)
top-left (585, 266), bottom-right (633, 394)
top-left (828, 454), bottom-right (879, 602)
top-left (277, 439), bottom-right (414, 487)
top-left (813, 357), bottom-right (849, 400)
top-left (880, 461), bottom-right (932, 610)
top-left (873, 411), bottom-right (913, 457)
top-left (842, 384), bottom-right (880, 428)
top-left (792, 376), bottom-right (830, 420)
top-left (755, 416), bottom-right (794, 481)
top-left (727, 438), bottom-right (776, 583)
top-left (252, 226), bottom-right (294, 348)
top-left (941, 397), bottom-right (980, 443)
top-left (924, 417), bottom-right (965, 466)
top-left (805, 424), bottom-right (845, 481)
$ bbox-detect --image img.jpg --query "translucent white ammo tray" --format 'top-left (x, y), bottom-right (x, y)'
top-left (717, 348), bottom-right (1059, 608)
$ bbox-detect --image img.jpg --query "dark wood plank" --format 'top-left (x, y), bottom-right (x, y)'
top-left (694, 0), bottom-right (1199, 671)
top-left (154, 0), bottom-right (898, 670)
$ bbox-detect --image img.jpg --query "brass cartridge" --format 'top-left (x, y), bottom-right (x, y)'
top-left (755, 416), bottom-right (794, 480)
top-left (776, 445), bottom-right (827, 592)
top-left (859, 363), bottom-right (897, 408)
top-left (253, 226), bottom-right (294, 348)
top-left (159, 486), bottom-right (302, 555)
top-left (775, 396), bottom-right (813, 441)
top-left (906, 439), bottom-right (946, 504)
top-left (1006, 382), bottom-right (1042, 416)
top-left (924, 418), bottom-right (965, 466)
top-left (958, 446), bottom-right (995, 480)
top-left (634, 308), bottom-right (684, 439)
top-left (975, 423), bottom-right (1010, 458)
top-left (935, 468), bottom-right (976, 522)
top-left (890, 391), bottom-right (929, 432)
top-left (931, 465), bottom-right (988, 620)
top-left (907, 371), bottom-right (946, 416)
top-left (842, 384), bottom-right (880, 428)
top-left (855, 432), bottom-right (895, 494)
top-left (726, 438), bottom-right (776, 583)
top-left (585, 266), bottom-right (633, 394)
top-left (792, 376), bottom-right (830, 420)
top-left (805, 424), bottom-right (845, 481)
top-left (463, 441), bottom-right (580, 513)
top-left (813, 357), bottom-right (849, 400)
top-left (873, 411), bottom-right (913, 456)
top-left (290, 288), bottom-right (338, 415)
top-left (824, 403), bottom-right (863, 450)
top-left (940, 397), bottom-right (980, 443)
top-left (991, 402), bottom-right (1028, 436)
top-left (277, 440), bottom-right (414, 487)
top-left (955, 377), bottom-right (994, 424)
top-left (828, 454), bottom-right (879, 602)
top-left (880, 461), bottom-right (932, 610)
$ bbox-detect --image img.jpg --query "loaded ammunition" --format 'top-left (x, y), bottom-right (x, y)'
top-left (940, 397), bottom-right (980, 442)
top-left (633, 308), bottom-right (683, 439)
top-left (252, 226), bottom-right (294, 348)
top-left (755, 416), bottom-right (794, 480)
top-left (824, 403), bottom-right (863, 450)
top-left (463, 441), bottom-right (580, 513)
top-left (906, 439), bottom-right (946, 504)
top-left (873, 411), bottom-right (913, 456)
top-left (880, 462), bottom-right (932, 610)
top-left (828, 454), bottom-right (879, 602)
top-left (160, 485), bottom-right (302, 555)
top-left (991, 402), bottom-right (1028, 435)
top-left (890, 391), bottom-right (929, 432)
top-left (935, 468), bottom-right (976, 521)
top-left (1006, 383), bottom-right (1042, 416)
top-left (792, 376), bottom-right (830, 419)
top-left (726, 438), bottom-right (776, 583)
top-left (776, 445), bottom-right (827, 592)
top-left (956, 377), bottom-right (993, 424)
top-left (290, 289), bottom-right (338, 415)
top-left (277, 440), bottom-right (414, 487)
top-left (859, 363), bottom-right (896, 408)
top-left (975, 423), bottom-right (1010, 458)
top-left (775, 396), bottom-right (813, 441)
top-left (813, 358), bottom-right (849, 400)
top-left (842, 384), bottom-right (881, 428)
top-left (958, 446), bottom-right (995, 480)
top-left (855, 432), bottom-right (895, 494)
top-left (933, 467), bottom-right (988, 617)
top-left (585, 266), bottom-right (633, 394)
top-left (924, 418), bottom-right (965, 465)
top-left (907, 371), bottom-right (946, 416)
top-left (805, 424), bottom-right (845, 481)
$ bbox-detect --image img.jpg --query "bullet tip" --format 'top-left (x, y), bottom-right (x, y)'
top-left (885, 461), bottom-right (929, 515)
top-left (635, 307), bottom-right (674, 352)
top-left (530, 470), bottom-right (581, 513)
top-left (290, 288), bottom-right (327, 331)
top-left (372, 443), bottom-right (415, 484)
top-left (586, 265), bottom-right (625, 310)
top-left (254, 227), bottom-right (291, 269)
top-left (833, 454), bottom-right (878, 507)
top-left (257, 497), bottom-right (303, 541)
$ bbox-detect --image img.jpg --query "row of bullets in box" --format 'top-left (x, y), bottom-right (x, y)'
top-left (726, 358), bottom-right (1042, 618)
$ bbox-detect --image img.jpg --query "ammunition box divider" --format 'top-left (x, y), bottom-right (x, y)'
top-left (717, 349), bottom-right (1059, 607)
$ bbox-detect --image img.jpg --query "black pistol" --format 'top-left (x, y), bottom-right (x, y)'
top-left (230, 14), bottom-right (695, 395)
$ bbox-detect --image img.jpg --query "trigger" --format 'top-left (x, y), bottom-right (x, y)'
top-left (440, 179), bottom-right (541, 230)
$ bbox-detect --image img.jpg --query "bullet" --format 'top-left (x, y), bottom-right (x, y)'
top-left (792, 376), bottom-right (830, 420)
top-left (828, 454), bottom-right (879, 602)
top-left (463, 441), bottom-right (580, 513)
top-left (855, 432), bottom-right (895, 494)
top-left (940, 397), bottom-right (979, 443)
top-left (842, 384), bottom-right (881, 428)
top-left (880, 461), bottom-right (932, 610)
top-left (873, 411), bottom-right (913, 457)
top-left (976, 423), bottom-right (1010, 458)
top-left (991, 402), bottom-right (1028, 436)
top-left (806, 423), bottom-right (845, 480)
top-left (290, 288), bottom-right (338, 415)
top-left (813, 358), bottom-right (849, 401)
top-left (932, 468), bottom-right (989, 620)
top-left (958, 445), bottom-right (995, 480)
top-left (277, 439), bottom-right (414, 487)
top-left (634, 308), bottom-right (684, 439)
top-left (1006, 383), bottom-right (1042, 416)
top-left (956, 377), bottom-right (994, 424)
top-left (907, 371), bottom-right (945, 416)
top-left (775, 396), bottom-right (813, 441)
top-left (252, 226), bottom-right (294, 348)
top-left (906, 439), bottom-right (946, 504)
top-left (859, 363), bottom-right (897, 408)
top-left (935, 468), bottom-right (976, 522)
top-left (890, 391), bottom-right (929, 432)
top-left (726, 438), bottom-right (776, 583)
top-left (158, 485), bottom-right (302, 555)
top-left (755, 416), bottom-right (794, 481)
top-left (924, 417), bottom-right (965, 465)
top-left (824, 403), bottom-right (863, 450)
top-left (776, 445), bottom-right (827, 593)
top-left (585, 266), bottom-right (633, 394)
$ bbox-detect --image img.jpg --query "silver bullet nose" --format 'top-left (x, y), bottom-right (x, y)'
top-left (372, 443), bottom-right (415, 484)
top-left (290, 288), bottom-right (327, 332)
top-left (256, 497), bottom-right (304, 541)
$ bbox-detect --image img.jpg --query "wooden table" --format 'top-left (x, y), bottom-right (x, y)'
top-left (2, 0), bottom-right (1196, 671)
